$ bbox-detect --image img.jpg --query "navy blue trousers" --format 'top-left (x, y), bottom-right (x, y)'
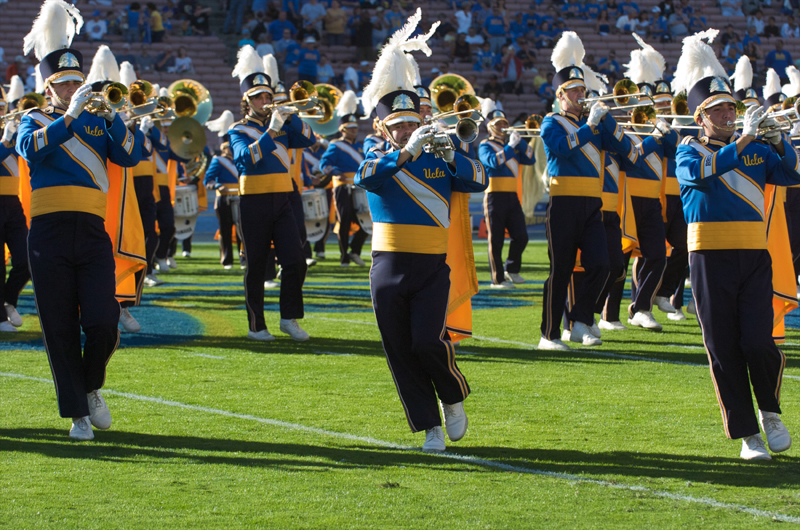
top-left (784, 187), bottom-right (800, 281)
top-left (370, 251), bottom-right (470, 432)
top-left (484, 191), bottom-right (529, 284)
top-left (240, 192), bottom-right (306, 331)
top-left (541, 196), bottom-right (609, 339)
top-left (690, 249), bottom-right (784, 439)
top-left (334, 185), bottom-right (367, 264)
top-left (28, 212), bottom-right (120, 418)
top-left (629, 196), bottom-right (667, 315)
top-left (215, 195), bottom-right (243, 266)
top-left (657, 194), bottom-right (688, 309)
top-left (603, 251), bottom-right (631, 323)
top-left (154, 184), bottom-right (175, 261)
top-left (133, 176), bottom-right (158, 273)
top-left (313, 188), bottom-right (333, 255)
top-left (0, 195), bottom-right (30, 321)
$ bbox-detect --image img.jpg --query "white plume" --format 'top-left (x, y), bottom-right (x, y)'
top-left (152, 84), bottom-right (161, 96)
top-left (7, 76), bottom-right (25, 103)
top-left (407, 54), bottom-right (421, 85)
top-left (262, 54), bottom-right (280, 87)
top-left (23, 0), bottom-right (84, 61)
top-left (730, 55), bottom-right (753, 92)
top-left (119, 61), bottom-right (136, 88)
top-left (632, 33), bottom-right (665, 82)
top-left (783, 66), bottom-right (800, 97)
top-left (159, 87), bottom-right (169, 98)
top-left (480, 98), bottom-right (496, 118)
top-left (335, 90), bottom-right (359, 116)
top-left (206, 110), bottom-right (235, 137)
top-left (583, 64), bottom-right (609, 95)
top-left (764, 68), bottom-right (781, 100)
top-left (361, 8), bottom-right (440, 117)
top-left (550, 31), bottom-right (585, 71)
top-left (35, 65), bottom-right (44, 93)
top-left (671, 29), bottom-right (727, 96)
top-left (85, 45), bottom-right (120, 84)
top-left (232, 45), bottom-right (264, 83)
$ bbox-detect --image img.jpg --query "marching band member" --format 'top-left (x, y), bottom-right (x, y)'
top-left (363, 115), bottom-right (388, 155)
top-left (149, 91), bottom-right (178, 274)
top-left (228, 46), bottom-right (314, 342)
top-left (478, 98), bottom-right (535, 288)
top-left (206, 110), bottom-right (243, 269)
top-left (319, 90), bottom-right (368, 267)
top-left (0, 84), bottom-right (28, 332)
top-left (674, 29), bottom-right (798, 460)
top-left (780, 66), bottom-right (800, 294)
top-left (18, 0), bottom-right (141, 440)
top-left (538, 32), bottom-right (637, 349)
top-left (355, 10), bottom-right (487, 452)
top-left (303, 135), bottom-right (331, 259)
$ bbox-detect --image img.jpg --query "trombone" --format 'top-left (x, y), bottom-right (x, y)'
top-left (431, 94), bottom-right (483, 123)
top-left (581, 79), bottom-right (652, 109)
top-left (128, 96), bottom-right (175, 121)
top-left (262, 80), bottom-right (320, 114)
top-left (505, 114), bottom-right (543, 138)
top-left (0, 92), bottom-right (46, 125)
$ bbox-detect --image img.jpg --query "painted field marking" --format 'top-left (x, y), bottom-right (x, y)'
top-left (190, 353), bottom-right (226, 360)
top-left (1, 371), bottom-right (797, 524)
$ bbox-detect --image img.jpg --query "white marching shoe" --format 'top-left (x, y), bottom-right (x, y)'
top-left (167, 257), bottom-right (178, 270)
top-left (570, 321), bottom-right (602, 346)
top-left (628, 310), bottom-right (663, 331)
top-left (490, 281), bottom-right (515, 289)
top-left (280, 319), bottom-right (310, 341)
top-left (348, 253), bottom-right (365, 266)
top-left (598, 319), bottom-right (627, 330)
top-left (144, 274), bottom-right (164, 287)
top-left (247, 329), bottom-right (276, 342)
top-left (182, 251), bottom-right (191, 258)
top-left (686, 299), bottom-right (696, 315)
top-left (223, 264), bottom-right (233, 270)
top-left (4, 303), bottom-right (22, 327)
top-left (504, 271), bottom-right (526, 284)
top-left (69, 416), bottom-right (94, 441)
top-left (422, 426), bottom-right (446, 453)
top-left (537, 336), bottom-right (570, 351)
top-left (87, 390), bottom-right (112, 430)
top-left (0, 320), bottom-right (18, 332)
top-left (668, 308), bottom-right (686, 321)
top-left (589, 319), bottom-right (601, 338)
top-left (306, 258), bottom-right (318, 267)
top-left (264, 280), bottom-right (280, 289)
top-left (119, 308), bottom-right (141, 333)
top-left (441, 401), bottom-right (468, 442)
top-left (156, 258), bottom-right (169, 272)
top-left (759, 410), bottom-right (792, 453)
top-left (654, 296), bottom-right (677, 314)
top-left (741, 434), bottom-right (771, 461)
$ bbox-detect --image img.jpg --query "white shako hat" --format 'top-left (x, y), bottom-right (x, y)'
top-left (85, 44), bottom-right (121, 92)
top-left (671, 29), bottom-right (735, 119)
top-left (119, 61), bottom-right (137, 89)
top-left (763, 68), bottom-right (784, 109)
top-left (583, 64), bottom-right (608, 98)
top-left (361, 8), bottom-right (439, 127)
top-left (731, 55), bottom-right (759, 107)
top-left (206, 110), bottom-right (235, 137)
top-left (336, 90), bottom-right (360, 129)
top-left (262, 54), bottom-right (285, 103)
top-left (782, 65), bottom-right (800, 100)
top-left (625, 33), bottom-right (667, 103)
top-left (24, 0), bottom-right (85, 88)
top-left (232, 45), bottom-right (272, 99)
top-left (551, 31), bottom-right (586, 95)
top-left (6, 76), bottom-right (25, 107)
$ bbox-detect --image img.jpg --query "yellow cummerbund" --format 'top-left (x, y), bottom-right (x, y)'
top-left (156, 173), bottom-right (169, 186)
top-left (601, 191), bottom-right (618, 211)
top-left (627, 177), bottom-right (661, 198)
top-left (31, 185), bottom-right (107, 219)
top-left (549, 176), bottom-right (602, 198)
top-left (0, 177), bottom-right (19, 196)
top-left (487, 177), bottom-right (517, 193)
top-left (688, 221), bottom-right (767, 251)
top-left (216, 187), bottom-right (239, 196)
top-left (665, 177), bottom-right (680, 196)
top-left (333, 172), bottom-right (356, 187)
top-left (132, 160), bottom-right (155, 177)
top-left (240, 173), bottom-right (293, 195)
top-left (372, 222), bottom-right (449, 254)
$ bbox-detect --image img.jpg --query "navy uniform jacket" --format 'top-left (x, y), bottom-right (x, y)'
top-left (204, 155), bottom-right (239, 194)
top-left (319, 138), bottom-right (364, 188)
top-left (148, 127), bottom-right (181, 186)
top-left (623, 129), bottom-right (679, 199)
top-left (17, 107), bottom-right (140, 219)
top-left (602, 150), bottom-right (622, 212)
top-left (676, 134), bottom-right (800, 251)
top-left (302, 143), bottom-right (325, 187)
top-left (451, 134), bottom-right (476, 160)
top-left (363, 134), bottom-right (388, 155)
top-left (355, 147), bottom-right (487, 254)
top-left (228, 115), bottom-right (315, 196)
top-left (0, 135), bottom-right (19, 196)
top-left (478, 137), bottom-right (535, 193)
top-left (131, 126), bottom-right (155, 177)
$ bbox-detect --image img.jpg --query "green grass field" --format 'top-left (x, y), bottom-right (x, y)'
top-left (2, 240), bottom-right (800, 529)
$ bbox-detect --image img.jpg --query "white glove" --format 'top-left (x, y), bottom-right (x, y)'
top-left (269, 108), bottom-right (286, 133)
top-left (2, 120), bottom-right (17, 143)
top-left (442, 146), bottom-right (455, 163)
top-left (97, 107), bottom-right (117, 123)
top-left (508, 130), bottom-right (522, 148)
top-left (791, 121), bottom-right (800, 137)
top-left (587, 102), bottom-right (608, 127)
top-left (404, 124), bottom-right (434, 157)
top-left (66, 84), bottom-right (94, 119)
top-left (655, 118), bottom-right (671, 135)
top-left (139, 116), bottom-right (154, 135)
top-left (741, 105), bottom-right (764, 137)
top-left (762, 125), bottom-right (783, 145)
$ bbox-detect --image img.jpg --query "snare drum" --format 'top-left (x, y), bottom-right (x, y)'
top-left (350, 185), bottom-right (372, 236)
top-left (303, 188), bottom-right (330, 243)
top-left (174, 185), bottom-right (199, 240)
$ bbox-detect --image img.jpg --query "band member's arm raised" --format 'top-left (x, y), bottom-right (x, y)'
top-left (449, 152), bottom-right (487, 192)
top-left (539, 115), bottom-right (596, 156)
top-left (283, 115), bottom-right (316, 148)
top-left (228, 127), bottom-right (278, 172)
top-left (675, 141), bottom-right (741, 187)
top-left (765, 139), bottom-right (800, 186)
top-left (203, 156), bottom-right (221, 189)
top-left (318, 144), bottom-right (343, 176)
top-left (15, 113), bottom-right (75, 163)
top-left (355, 149), bottom-right (400, 191)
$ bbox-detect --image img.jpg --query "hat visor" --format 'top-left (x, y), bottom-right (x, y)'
top-left (384, 113), bottom-right (421, 127)
top-left (245, 87), bottom-right (273, 98)
top-left (702, 94), bottom-right (736, 111)
top-left (50, 73), bottom-right (85, 84)
top-left (340, 123), bottom-right (359, 129)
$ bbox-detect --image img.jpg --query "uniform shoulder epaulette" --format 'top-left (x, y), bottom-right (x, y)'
top-left (367, 145), bottom-right (385, 155)
top-left (233, 118), bottom-right (248, 126)
top-left (545, 112), bottom-right (557, 118)
top-left (42, 106), bottom-right (55, 115)
top-left (680, 135), bottom-right (696, 145)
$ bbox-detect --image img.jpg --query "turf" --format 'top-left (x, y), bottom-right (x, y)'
top-left (2, 241), bottom-right (800, 529)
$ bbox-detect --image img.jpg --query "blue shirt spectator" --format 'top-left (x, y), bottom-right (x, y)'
top-left (483, 14), bottom-right (506, 36)
top-left (275, 29), bottom-right (299, 55)
top-left (384, 6), bottom-right (404, 32)
top-left (268, 14), bottom-right (297, 42)
top-left (538, 80), bottom-right (554, 99)
top-left (616, 1), bottom-right (639, 15)
top-left (743, 30), bottom-right (761, 49)
top-left (358, 68), bottom-right (372, 88)
top-left (297, 44), bottom-right (320, 77)
top-left (765, 43), bottom-right (793, 74)
top-left (584, 3), bottom-right (602, 19)
top-left (474, 44), bottom-right (497, 71)
top-left (598, 52), bottom-right (621, 76)
top-left (510, 15), bottom-right (528, 40)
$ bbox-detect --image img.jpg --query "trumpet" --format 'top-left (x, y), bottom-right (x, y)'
top-left (422, 117), bottom-right (480, 158)
top-left (506, 114), bottom-right (543, 137)
top-left (86, 82), bottom-right (129, 114)
top-left (262, 80), bottom-right (319, 114)
top-left (432, 94), bottom-right (483, 123)
top-left (128, 96), bottom-right (175, 121)
top-left (581, 79), bottom-right (652, 108)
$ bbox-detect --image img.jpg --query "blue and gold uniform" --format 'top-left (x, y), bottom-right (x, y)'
top-left (656, 155), bottom-right (690, 310)
top-left (130, 125), bottom-right (158, 277)
top-left (302, 142), bottom-right (332, 257)
top-left (363, 133), bottom-right (388, 155)
top-left (204, 151), bottom-right (242, 267)
top-left (355, 91), bottom-right (487, 433)
top-left (478, 124), bottom-right (535, 285)
top-left (319, 135), bottom-right (367, 265)
top-left (149, 126), bottom-right (177, 267)
top-left (228, 112), bottom-right (315, 333)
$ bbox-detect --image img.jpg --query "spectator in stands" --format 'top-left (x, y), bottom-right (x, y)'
top-left (275, 27), bottom-right (299, 60)
top-left (584, 2), bottom-right (602, 19)
top-left (509, 13), bottom-right (529, 41)
top-left (187, 1), bottom-right (211, 36)
top-left (293, 36), bottom-right (320, 83)
top-left (125, 3), bottom-right (142, 43)
top-left (106, 10), bottom-right (121, 36)
top-left (782, 15), bottom-right (800, 38)
top-left (721, 24), bottom-right (740, 45)
top-left (748, 9), bottom-right (765, 35)
top-left (173, 46), bottom-right (194, 74)
top-left (616, 7), bottom-right (638, 33)
top-left (138, 48), bottom-right (157, 73)
top-left (616, 0), bottom-right (640, 15)
top-left (465, 26), bottom-right (485, 48)
top-left (658, 0), bottom-right (675, 17)
top-left (500, 47), bottom-right (523, 94)
top-left (253, 0), bottom-right (268, 14)
top-left (283, 0), bottom-right (300, 20)
top-left (155, 50), bottom-right (175, 72)
top-left (538, 72), bottom-right (555, 110)
top-left (343, 63), bottom-right (359, 92)
top-left (766, 39), bottom-right (793, 83)
top-left (384, 4), bottom-right (405, 32)
top-left (720, 0), bottom-right (745, 17)
top-left (269, 12), bottom-right (297, 42)
top-left (256, 33), bottom-right (275, 57)
top-left (722, 46), bottom-right (740, 75)
top-left (317, 54), bottom-right (334, 84)
top-left (598, 50), bottom-right (621, 77)
top-left (474, 41), bottom-right (497, 71)
top-left (482, 73), bottom-right (503, 97)
top-left (532, 68), bottom-right (547, 92)
top-left (147, 3), bottom-right (165, 42)
top-left (223, 0), bottom-right (247, 34)
top-left (86, 10), bottom-right (109, 42)
top-left (370, 8), bottom-right (387, 51)
top-left (563, 2), bottom-right (582, 19)
top-left (352, 12), bottom-right (374, 62)
top-left (596, 10), bottom-right (611, 35)
top-left (453, 2), bottom-right (473, 34)
top-left (451, 33), bottom-right (472, 63)
top-left (534, 21), bottom-right (554, 48)
top-left (250, 11), bottom-right (268, 42)
top-left (517, 39), bottom-right (536, 70)
top-left (633, 12), bottom-right (651, 36)
top-left (743, 26), bottom-right (762, 50)
top-left (483, 6), bottom-right (507, 53)
top-left (669, 9), bottom-right (689, 38)
top-left (325, 1), bottom-right (347, 46)
top-left (239, 28), bottom-right (256, 48)
top-left (765, 16), bottom-right (781, 38)
top-left (301, 0), bottom-right (326, 39)
top-left (358, 61), bottom-right (372, 89)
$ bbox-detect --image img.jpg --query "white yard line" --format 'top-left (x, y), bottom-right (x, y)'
top-left (1, 371), bottom-right (798, 524)
top-left (189, 353), bottom-right (226, 359)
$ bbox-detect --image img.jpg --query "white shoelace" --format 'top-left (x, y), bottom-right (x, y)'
top-left (744, 434), bottom-right (767, 451)
top-left (762, 414), bottom-right (783, 433)
top-left (89, 391), bottom-right (103, 408)
top-left (442, 404), bottom-right (461, 419)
